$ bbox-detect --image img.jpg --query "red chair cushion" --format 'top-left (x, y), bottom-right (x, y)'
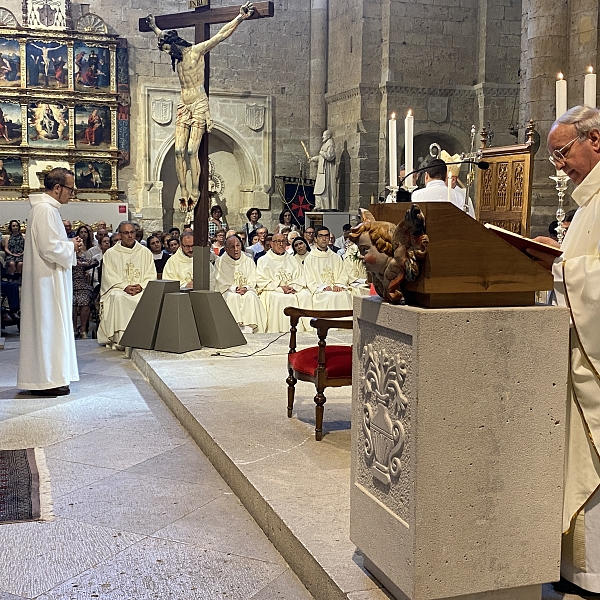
top-left (288, 345), bottom-right (352, 379)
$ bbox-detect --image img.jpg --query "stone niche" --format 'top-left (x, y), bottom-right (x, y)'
top-left (138, 83), bottom-right (273, 231)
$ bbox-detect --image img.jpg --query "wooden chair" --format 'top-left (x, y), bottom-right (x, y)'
top-left (284, 306), bottom-right (353, 441)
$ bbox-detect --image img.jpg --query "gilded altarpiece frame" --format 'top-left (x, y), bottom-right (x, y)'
top-left (0, 7), bottom-right (125, 202)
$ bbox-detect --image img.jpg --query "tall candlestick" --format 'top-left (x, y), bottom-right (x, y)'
top-left (556, 73), bottom-right (567, 118)
top-left (388, 113), bottom-right (397, 189)
top-left (404, 110), bottom-right (414, 189)
top-left (584, 66), bottom-right (597, 107)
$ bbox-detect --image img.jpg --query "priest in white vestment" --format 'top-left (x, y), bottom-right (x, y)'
top-left (17, 168), bottom-right (82, 395)
top-left (411, 159), bottom-right (475, 218)
top-left (215, 235), bottom-right (266, 333)
top-left (163, 232), bottom-right (216, 290)
top-left (303, 225), bottom-right (352, 310)
top-left (256, 233), bottom-right (312, 332)
top-left (98, 221), bottom-right (156, 349)
top-left (343, 242), bottom-right (370, 297)
top-left (529, 106), bottom-right (600, 594)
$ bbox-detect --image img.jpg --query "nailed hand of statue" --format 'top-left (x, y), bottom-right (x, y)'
top-left (240, 2), bottom-right (254, 18)
top-left (146, 14), bottom-right (155, 26)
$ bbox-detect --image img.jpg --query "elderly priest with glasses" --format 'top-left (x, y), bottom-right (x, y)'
top-left (528, 105), bottom-right (600, 594)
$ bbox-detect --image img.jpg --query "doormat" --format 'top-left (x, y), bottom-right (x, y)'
top-left (0, 448), bottom-right (53, 523)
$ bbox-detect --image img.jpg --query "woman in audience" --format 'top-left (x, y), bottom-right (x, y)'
top-left (274, 208), bottom-right (298, 234)
top-left (212, 228), bottom-right (226, 256)
top-left (243, 207), bottom-right (263, 239)
top-left (287, 230), bottom-right (300, 253)
top-left (208, 205), bottom-right (227, 241)
top-left (147, 234), bottom-right (170, 276)
top-left (76, 224), bottom-right (98, 261)
top-left (110, 232), bottom-right (121, 246)
top-left (72, 229), bottom-right (98, 339)
top-left (4, 219), bottom-right (24, 277)
top-left (292, 237), bottom-right (310, 266)
top-left (168, 237), bottom-right (180, 254)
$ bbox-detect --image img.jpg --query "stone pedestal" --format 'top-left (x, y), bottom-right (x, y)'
top-left (350, 297), bottom-right (570, 600)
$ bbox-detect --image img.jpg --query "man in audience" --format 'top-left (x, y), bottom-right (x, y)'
top-left (215, 235), bottom-right (266, 333)
top-left (256, 233), bottom-right (311, 332)
top-left (303, 225), bottom-right (352, 310)
top-left (98, 221), bottom-right (156, 350)
top-left (63, 219), bottom-right (76, 238)
top-left (253, 234), bottom-right (272, 262)
top-left (304, 227), bottom-right (316, 249)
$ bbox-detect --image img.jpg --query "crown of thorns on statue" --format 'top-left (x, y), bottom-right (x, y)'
top-left (158, 30), bottom-right (192, 71)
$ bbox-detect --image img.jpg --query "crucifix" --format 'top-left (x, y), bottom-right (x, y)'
top-left (139, 1), bottom-right (274, 290)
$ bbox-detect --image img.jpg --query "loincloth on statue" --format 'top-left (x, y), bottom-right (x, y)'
top-left (176, 97), bottom-right (212, 132)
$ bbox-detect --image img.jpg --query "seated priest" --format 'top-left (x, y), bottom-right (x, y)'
top-left (215, 234), bottom-right (266, 334)
top-left (163, 232), bottom-right (215, 290)
top-left (303, 225), bottom-right (352, 310)
top-left (98, 221), bottom-right (156, 349)
top-left (256, 232), bottom-right (312, 333)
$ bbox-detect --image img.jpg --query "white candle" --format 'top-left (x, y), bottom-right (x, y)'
top-left (556, 73), bottom-right (567, 119)
top-left (388, 113), bottom-right (397, 189)
top-left (584, 66), bottom-right (596, 107)
top-left (404, 110), bottom-right (414, 189)
top-left (447, 170), bottom-right (452, 203)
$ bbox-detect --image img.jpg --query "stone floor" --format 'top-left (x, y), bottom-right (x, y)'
top-left (0, 328), bottom-right (313, 600)
top-left (0, 325), bottom-right (595, 600)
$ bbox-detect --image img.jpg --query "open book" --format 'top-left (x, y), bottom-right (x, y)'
top-left (484, 223), bottom-right (563, 258)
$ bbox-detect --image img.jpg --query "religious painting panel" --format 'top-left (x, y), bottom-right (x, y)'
top-left (0, 156), bottom-right (23, 186)
top-left (0, 102), bottom-right (22, 146)
top-left (26, 41), bottom-right (68, 88)
top-left (0, 38), bottom-right (21, 87)
top-left (75, 159), bottom-right (111, 189)
top-left (75, 104), bottom-right (110, 149)
top-left (74, 42), bottom-right (110, 91)
top-left (27, 102), bottom-right (69, 146)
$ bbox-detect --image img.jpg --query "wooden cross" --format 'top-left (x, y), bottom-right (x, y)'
top-left (138, 1), bottom-right (274, 252)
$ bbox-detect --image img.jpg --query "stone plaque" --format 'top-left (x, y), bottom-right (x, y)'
top-left (428, 96), bottom-right (448, 123)
top-left (151, 97), bottom-right (172, 125)
top-left (245, 103), bottom-right (265, 131)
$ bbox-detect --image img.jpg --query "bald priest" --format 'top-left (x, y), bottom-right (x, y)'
top-left (98, 221), bottom-right (156, 349)
top-left (215, 234), bottom-right (266, 333)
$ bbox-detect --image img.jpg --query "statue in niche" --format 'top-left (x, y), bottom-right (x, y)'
top-left (310, 129), bottom-right (337, 211)
top-left (348, 206), bottom-right (429, 304)
top-left (146, 2), bottom-right (254, 213)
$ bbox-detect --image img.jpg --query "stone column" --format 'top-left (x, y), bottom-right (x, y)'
top-left (520, 0), bottom-right (571, 233)
top-left (309, 0), bottom-right (328, 154)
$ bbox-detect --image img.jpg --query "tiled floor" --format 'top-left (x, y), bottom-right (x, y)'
top-left (0, 329), bottom-right (313, 600)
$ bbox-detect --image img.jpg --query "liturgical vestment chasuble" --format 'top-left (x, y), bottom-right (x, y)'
top-left (98, 242), bottom-right (156, 345)
top-left (303, 247), bottom-right (352, 311)
top-left (256, 249), bottom-right (312, 332)
top-left (215, 252), bottom-right (266, 333)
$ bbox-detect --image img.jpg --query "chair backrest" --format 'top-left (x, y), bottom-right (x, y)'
top-left (475, 120), bottom-right (536, 237)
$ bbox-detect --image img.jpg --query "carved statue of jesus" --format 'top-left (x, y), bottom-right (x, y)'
top-left (146, 2), bottom-right (254, 213)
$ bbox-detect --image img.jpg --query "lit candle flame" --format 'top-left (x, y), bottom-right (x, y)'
top-left (558, 72), bottom-right (563, 80)
top-left (391, 113), bottom-right (395, 119)
top-left (407, 109), bottom-right (412, 117)
top-left (588, 66), bottom-right (594, 74)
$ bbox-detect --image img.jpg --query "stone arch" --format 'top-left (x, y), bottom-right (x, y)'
top-left (154, 123), bottom-right (262, 230)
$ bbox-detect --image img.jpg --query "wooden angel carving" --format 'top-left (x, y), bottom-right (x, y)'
top-left (348, 205), bottom-right (429, 304)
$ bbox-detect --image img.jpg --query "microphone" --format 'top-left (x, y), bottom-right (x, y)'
top-left (399, 160), bottom-right (489, 187)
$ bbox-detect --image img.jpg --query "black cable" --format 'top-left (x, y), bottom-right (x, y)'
top-left (210, 331), bottom-right (288, 358)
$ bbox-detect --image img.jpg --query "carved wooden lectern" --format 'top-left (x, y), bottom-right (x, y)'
top-left (370, 202), bottom-right (552, 308)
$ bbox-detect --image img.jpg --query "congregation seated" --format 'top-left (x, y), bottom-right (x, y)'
top-left (256, 232), bottom-right (312, 333)
top-left (98, 220), bottom-right (156, 349)
top-left (253, 234), bottom-right (272, 262)
top-left (215, 234), bottom-right (266, 334)
top-left (291, 237), bottom-right (310, 265)
top-left (303, 225), bottom-right (352, 310)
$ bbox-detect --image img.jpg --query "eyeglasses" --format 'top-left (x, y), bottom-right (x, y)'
top-left (272, 239), bottom-right (286, 244)
top-left (61, 185), bottom-right (75, 195)
top-left (549, 136), bottom-right (581, 166)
